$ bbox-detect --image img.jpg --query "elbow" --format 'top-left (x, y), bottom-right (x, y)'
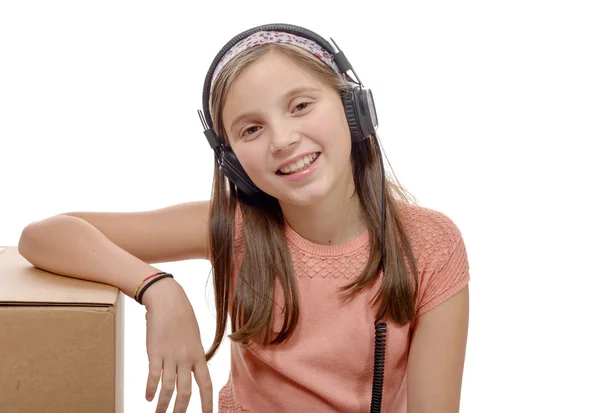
top-left (18, 220), bottom-right (43, 262)
top-left (17, 215), bottom-right (66, 262)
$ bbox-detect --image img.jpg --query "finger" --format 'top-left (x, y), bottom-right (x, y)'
top-left (193, 359), bottom-right (213, 413)
top-left (172, 365), bottom-right (192, 413)
top-left (146, 356), bottom-right (163, 402)
top-left (155, 360), bottom-right (177, 413)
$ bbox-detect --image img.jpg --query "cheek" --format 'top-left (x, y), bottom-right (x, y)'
top-left (231, 143), bottom-right (268, 177)
top-left (311, 104), bottom-right (351, 148)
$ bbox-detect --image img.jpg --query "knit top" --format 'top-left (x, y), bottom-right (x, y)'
top-left (217, 202), bottom-right (470, 412)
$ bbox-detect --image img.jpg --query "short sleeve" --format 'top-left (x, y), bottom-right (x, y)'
top-left (415, 212), bottom-right (470, 317)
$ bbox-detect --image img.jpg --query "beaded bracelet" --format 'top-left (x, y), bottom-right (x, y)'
top-left (136, 273), bottom-right (174, 305)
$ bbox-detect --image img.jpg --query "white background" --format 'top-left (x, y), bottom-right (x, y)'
top-left (1, 0), bottom-right (599, 412)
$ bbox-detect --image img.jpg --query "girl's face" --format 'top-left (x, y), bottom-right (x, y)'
top-left (221, 50), bottom-right (353, 207)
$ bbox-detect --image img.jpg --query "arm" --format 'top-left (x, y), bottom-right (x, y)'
top-left (407, 284), bottom-right (469, 413)
top-left (18, 201), bottom-right (215, 413)
top-left (17, 201), bottom-right (210, 301)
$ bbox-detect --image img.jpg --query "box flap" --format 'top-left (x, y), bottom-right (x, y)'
top-left (0, 246), bottom-right (119, 306)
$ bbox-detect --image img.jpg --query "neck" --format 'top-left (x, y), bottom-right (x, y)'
top-left (279, 176), bottom-right (367, 246)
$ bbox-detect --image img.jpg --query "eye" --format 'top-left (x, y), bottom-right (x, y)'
top-left (241, 125), bottom-right (261, 138)
top-left (293, 101), bottom-right (311, 113)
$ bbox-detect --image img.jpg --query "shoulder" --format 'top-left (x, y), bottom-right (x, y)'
top-left (396, 202), bottom-right (465, 261)
top-left (395, 201), bottom-right (470, 316)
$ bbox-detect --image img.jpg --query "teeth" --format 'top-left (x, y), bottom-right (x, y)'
top-left (279, 153), bottom-right (318, 175)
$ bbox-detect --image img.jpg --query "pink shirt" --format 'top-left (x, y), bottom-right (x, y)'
top-left (218, 203), bottom-right (470, 412)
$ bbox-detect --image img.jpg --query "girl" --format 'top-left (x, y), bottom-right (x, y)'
top-left (18, 24), bottom-right (470, 413)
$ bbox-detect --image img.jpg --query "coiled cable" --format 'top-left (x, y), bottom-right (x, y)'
top-left (369, 134), bottom-right (387, 413)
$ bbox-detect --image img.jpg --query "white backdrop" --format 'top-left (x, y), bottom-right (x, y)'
top-left (1, 1), bottom-right (599, 412)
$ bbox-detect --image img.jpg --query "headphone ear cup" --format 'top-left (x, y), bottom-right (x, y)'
top-left (343, 88), bottom-right (363, 142)
top-left (219, 148), bottom-right (261, 195)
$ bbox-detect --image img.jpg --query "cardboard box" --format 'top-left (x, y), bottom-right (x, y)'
top-left (0, 246), bottom-right (124, 413)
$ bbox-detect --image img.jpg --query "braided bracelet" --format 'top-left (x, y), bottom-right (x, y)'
top-left (133, 272), bottom-right (167, 300)
top-left (136, 273), bottom-right (174, 305)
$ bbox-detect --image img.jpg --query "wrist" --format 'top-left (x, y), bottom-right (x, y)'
top-left (140, 276), bottom-right (179, 308)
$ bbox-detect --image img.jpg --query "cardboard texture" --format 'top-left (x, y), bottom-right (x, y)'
top-left (0, 246), bottom-right (124, 413)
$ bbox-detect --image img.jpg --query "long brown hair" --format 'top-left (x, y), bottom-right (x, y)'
top-left (204, 43), bottom-right (420, 361)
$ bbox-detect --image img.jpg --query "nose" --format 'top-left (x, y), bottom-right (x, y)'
top-left (269, 121), bottom-right (301, 154)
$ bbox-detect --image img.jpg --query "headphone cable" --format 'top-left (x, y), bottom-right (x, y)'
top-left (369, 134), bottom-right (387, 413)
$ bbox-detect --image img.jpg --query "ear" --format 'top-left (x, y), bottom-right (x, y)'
top-left (342, 89), bottom-right (361, 141)
top-left (219, 147), bottom-right (261, 196)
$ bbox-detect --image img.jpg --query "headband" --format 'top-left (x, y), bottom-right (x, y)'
top-left (208, 30), bottom-right (350, 118)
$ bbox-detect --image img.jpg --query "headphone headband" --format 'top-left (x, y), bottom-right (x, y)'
top-left (201, 23), bottom-right (356, 130)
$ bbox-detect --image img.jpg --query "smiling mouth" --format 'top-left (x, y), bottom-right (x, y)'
top-left (276, 152), bottom-right (321, 175)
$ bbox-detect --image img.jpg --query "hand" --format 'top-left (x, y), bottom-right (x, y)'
top-left (142, 278), bottom-right (213, 413)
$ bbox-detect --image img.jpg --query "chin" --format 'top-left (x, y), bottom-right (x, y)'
top-left (278, 180), bottom-right (334, 207)
top-left (253, 177), bottom-right (330, 207)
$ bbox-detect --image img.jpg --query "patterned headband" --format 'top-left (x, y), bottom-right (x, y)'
top-left (208, 30), bottom-right (350, 118)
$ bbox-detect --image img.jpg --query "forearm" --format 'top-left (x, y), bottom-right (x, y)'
top-left (18, 214), bottom-right (161, 300)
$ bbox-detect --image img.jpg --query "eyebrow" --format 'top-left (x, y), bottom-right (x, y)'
top-left (228, 86), bottom-right (321, 132)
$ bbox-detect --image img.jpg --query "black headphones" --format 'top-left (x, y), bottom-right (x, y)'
top-left (197, 23), bottom-right (379, 196)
